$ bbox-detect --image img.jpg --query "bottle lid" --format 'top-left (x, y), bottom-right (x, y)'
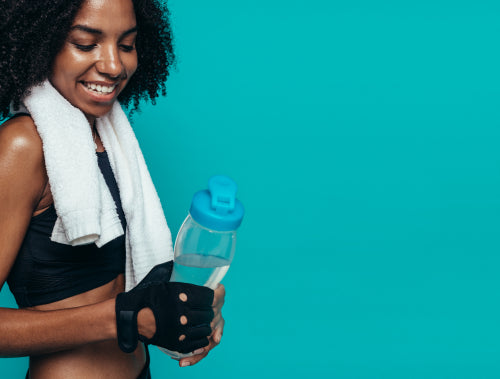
top-left (189, 175), bottom-right (244, 231)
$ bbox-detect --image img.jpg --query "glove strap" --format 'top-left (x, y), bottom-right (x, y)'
top-left (116, 294), bottom-right (139, 353)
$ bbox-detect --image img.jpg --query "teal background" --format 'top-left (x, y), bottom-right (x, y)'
top-left (2, 0), bottom-right (500, 377)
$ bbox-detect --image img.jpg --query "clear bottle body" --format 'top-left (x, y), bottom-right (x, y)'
top-left (161, 214), bottom-right (236, 358)
top-left (170, 215), bottom-right (236, 289)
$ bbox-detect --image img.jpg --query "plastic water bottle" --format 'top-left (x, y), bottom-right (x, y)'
top-left (161, 175), bottom-right (244, 359)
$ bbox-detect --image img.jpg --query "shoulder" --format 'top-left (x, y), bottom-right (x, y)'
top-left (0, 115), bottom-right (46, 197)
top-left (0, 115), bottom-right (44, 166)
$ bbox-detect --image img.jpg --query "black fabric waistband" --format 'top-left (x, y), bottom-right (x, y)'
top-left (138, 345), bottom-right (152, 379)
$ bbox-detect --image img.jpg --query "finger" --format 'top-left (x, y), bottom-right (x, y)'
top-left (203, 335), bottom-right (218, 352)
top-left (212, 315), bottom-right (224, 332)
top-left (210, 312), bottom-right (221, 329)
top-left (179, 350), bottom-right (208, 367)
top-left (185, 285), bottom-right (214, 308)
top-left (185, 308), bottom-right (214, 326)
top-left (212, 318), bottom-right (224, 344)
top-left (169, 282), bottom-right (214, 308)
top-left (178, 336), bottom-right (210, 354)
top-left (179, 334), bottom-right (224, 367)
top-left (185, 324), bottom-right (212, 340)
top-left (212, 284), bottom-right (226, 307)
top-left (185, 337), bottom-right (216, 363)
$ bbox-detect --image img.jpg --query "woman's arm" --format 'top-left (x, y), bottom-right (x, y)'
top-left (0, 115), bottom-right (47, 288)
top-left (0, 116), bottom-right (123, 357)
top-left (0, 300), bottom-right (117, 357)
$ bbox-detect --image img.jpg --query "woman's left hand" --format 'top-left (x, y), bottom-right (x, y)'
top-left (178, 283), bottom-right (226, 367)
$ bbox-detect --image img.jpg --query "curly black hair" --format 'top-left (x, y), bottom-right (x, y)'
top-left (0, 0), bottom-right (175, 119)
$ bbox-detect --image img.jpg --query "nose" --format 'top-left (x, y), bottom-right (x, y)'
top-left (95, 45), bottom-right (125, 79)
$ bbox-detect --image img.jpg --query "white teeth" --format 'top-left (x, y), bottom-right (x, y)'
top-left (84, 82), bottom-right (116, 94)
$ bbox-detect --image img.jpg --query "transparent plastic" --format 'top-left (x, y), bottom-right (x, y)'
top-left (160, 214), bottom-right (236, 359)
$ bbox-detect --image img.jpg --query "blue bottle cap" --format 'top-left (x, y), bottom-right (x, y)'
top-left (189, 175), bottom-right (244, 232)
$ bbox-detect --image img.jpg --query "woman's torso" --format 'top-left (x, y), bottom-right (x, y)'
top-left (11, 137), bottom-right (148, 378)
top-left (27, 276), bottom-right (148, 379)
top-left (7, 151), bottom-right (127, 308)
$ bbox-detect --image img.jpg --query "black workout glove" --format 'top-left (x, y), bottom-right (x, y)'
top-left (115, 261), bottom-right (215, 353)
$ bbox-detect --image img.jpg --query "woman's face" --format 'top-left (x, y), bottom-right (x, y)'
top-left (50, 0), bottom-right (138, 123)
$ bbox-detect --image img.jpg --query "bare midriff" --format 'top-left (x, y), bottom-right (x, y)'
top-left (25, 274), bottom-right (147, 379)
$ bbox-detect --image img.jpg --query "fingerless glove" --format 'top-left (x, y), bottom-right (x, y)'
top-left (115, 262), bottom-right (214, 353)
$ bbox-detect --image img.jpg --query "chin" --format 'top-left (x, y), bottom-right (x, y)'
top-left (84, 104), bottom-right (115, 120)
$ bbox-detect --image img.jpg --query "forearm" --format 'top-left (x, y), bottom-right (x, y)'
top-left (0, 298), bottom-right (117, 357)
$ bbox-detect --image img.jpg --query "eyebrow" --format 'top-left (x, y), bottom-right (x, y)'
top-left (70, 25), bottom-right (138, 37)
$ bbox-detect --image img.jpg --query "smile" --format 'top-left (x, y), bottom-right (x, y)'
top-left (82, 81), bottom-right (118, 94)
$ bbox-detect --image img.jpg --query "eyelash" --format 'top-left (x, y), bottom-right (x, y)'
top-left (74, 43), bottom-right (96, 52)
top-left (73, 44), bottom-right (135, 52)
top-left (120, 45), bottom-right (135, 52)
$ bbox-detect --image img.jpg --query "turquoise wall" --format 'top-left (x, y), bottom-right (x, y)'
top-left (2, 0), bottom-right (500, 377)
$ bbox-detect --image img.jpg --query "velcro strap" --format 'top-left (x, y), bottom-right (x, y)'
top-left (116, 307), bottom-right (139, 353)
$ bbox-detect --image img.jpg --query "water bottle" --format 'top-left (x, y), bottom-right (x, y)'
top-left (161, 175), bottom-right (244, 359)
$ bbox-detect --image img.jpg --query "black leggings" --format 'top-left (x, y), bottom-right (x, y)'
top-left (25, 346), bottom-right (151, 378)
top-left (138, 346), bottom-right (152, 379)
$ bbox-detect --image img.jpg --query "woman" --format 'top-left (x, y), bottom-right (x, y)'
top-left (0, 0), bottom-right (225, 377)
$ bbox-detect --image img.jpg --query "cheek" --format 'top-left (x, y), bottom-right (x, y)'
top-left (51, 51), bottom-right (87, 85)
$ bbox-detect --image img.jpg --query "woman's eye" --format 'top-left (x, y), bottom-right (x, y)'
top-left (74, 43), bottom-right (96, 52)
top-left (120, 45), bottom-right (135, 52)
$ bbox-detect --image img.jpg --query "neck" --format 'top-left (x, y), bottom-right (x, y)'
top-left (85, 114), bottom-right (97, 127)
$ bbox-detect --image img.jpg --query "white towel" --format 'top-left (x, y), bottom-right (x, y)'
top-left (12, 80), bottom-right (173, 290)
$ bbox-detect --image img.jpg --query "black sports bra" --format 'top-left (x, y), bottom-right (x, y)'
top-left (6, 151), bottom-right (126, 308)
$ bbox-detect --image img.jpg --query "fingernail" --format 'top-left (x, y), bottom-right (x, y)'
top-left (193, 348), bottom-right (205, 354)
top-left (215, 333), bottom-right (221, 343)
top-left (180, 361), bottom-right (191, 367)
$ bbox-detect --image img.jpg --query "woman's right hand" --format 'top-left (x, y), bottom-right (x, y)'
top-left (115, 262), bottom-right (214, 354)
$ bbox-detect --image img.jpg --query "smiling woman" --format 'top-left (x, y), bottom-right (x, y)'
top-left (0, 0), bottom-right (226, 378)
top-left (0, 0), bottom-right (173, 120)
top-left (50, 0), bottom-right (138, 123)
